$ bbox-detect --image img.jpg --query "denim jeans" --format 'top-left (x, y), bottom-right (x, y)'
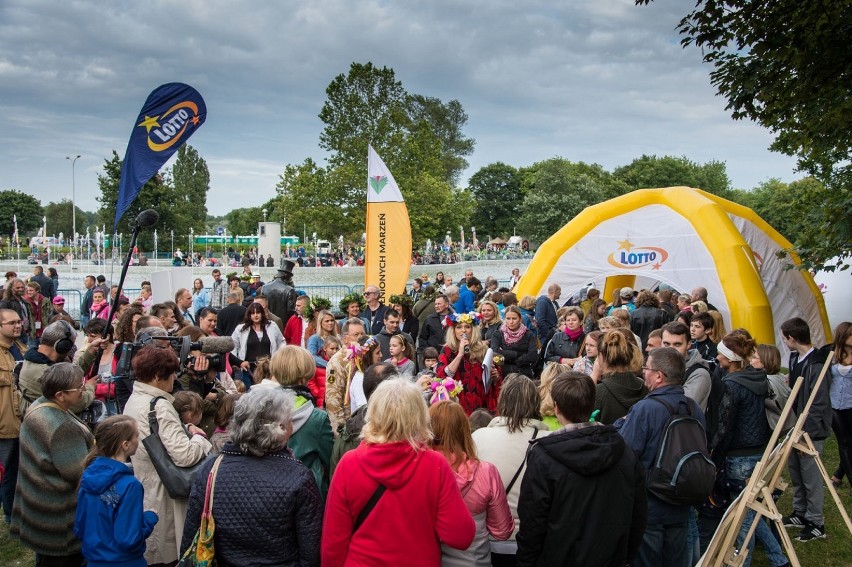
top-left (726, 455), bottom-right (788, 567)
top-left (634, 522), bottom-right (688, 567)
top-left (0, 437), bottom-right (19, 522)
top-left (686, 507), bottom-right (701, 566)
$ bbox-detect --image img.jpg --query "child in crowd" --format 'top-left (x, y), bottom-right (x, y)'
top-left (573, 330), bottom-right (601, 376)
top-left (172, 391), bottom-right (205, 437)
top-left (308, 336), bottom-right (341, 408)
top-left (538, 362), bottom-right (573, 430)
top-left (75, 415), bottom-right (158, 567)
top-left (468, 408), bottom-right (494, 433)
top-left (385, 334), bottom-right (416, 378)
top-left (209, 394), bottom-right (239, 455)
top-left (691, 311), bottom-right (718, 361)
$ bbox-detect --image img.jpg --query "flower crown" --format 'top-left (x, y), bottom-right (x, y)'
top-left (345, 335), bottom-right (378, 360)
top-left (429, 376), bottom-right (463, 405)
top-left (442, 311), bottom-right (481, 328)
top-left (389, 294), bottom-right (413, 307)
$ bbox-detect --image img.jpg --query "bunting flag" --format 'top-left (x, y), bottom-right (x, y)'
top-left (364, 145), bottom-right (411, 303)
top-left (115, 83), bottom-right (206, 230)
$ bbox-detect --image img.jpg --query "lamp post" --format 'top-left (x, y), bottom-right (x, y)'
top-left (66, 155), bottom-right (80, 269)
top-left (262, 208), bottom-right (268, 222)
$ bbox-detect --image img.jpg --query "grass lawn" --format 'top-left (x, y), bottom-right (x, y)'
top-left (0, 439), bottom-right (849, 567)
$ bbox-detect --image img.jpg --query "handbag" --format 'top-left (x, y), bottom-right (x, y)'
top-left (141, 396), bottom-right (206, 499)
top-left (178, 454), bottom-right (225, 567)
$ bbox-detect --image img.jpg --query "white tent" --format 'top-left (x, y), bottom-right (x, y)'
top-left (515, 187), bottom-right (831, 355)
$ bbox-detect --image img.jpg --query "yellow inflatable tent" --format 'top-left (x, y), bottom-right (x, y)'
top-left (515, 187), bottom-right (831, 355)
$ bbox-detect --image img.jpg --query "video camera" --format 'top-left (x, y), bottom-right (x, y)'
top-left (112, 333), bottom-right (235, 412)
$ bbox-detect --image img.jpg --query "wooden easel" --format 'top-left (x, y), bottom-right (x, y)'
top-left (698, 353), bottom-right (852, 566)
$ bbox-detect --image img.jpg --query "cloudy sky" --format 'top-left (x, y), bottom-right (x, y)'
top-left (0, 0), bottom-right (800, 219)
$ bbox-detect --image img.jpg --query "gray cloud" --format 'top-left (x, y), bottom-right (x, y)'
top-left (0, 0), bottom-right (798, 221)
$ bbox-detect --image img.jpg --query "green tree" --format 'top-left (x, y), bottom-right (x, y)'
top-left (43, 199), bottom-right (88, 239)
top-left (468, 162), bottom-right (523, 239)
top-left (638, 0), bottom-right (852, 270)
top-left (407, 95), bottom-right (475, 185)
top-left (171, 144), bottom-right (210, 233)
top-left (0, 189), bottom-right (43, 238)
top-left (224, 207), bottom-right (264, 236)
top-left (319, 62), bottom-right (410, 169)
top-left (736, 177), bottom-right (831, 247)
top-left (516, 159), bottom-right (627, 243)
top-left (614, 154), bottom-right (731, 197)
top-left (96, 151), bottom-right (185, 251)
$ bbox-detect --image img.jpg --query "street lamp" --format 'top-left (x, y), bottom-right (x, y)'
top-left (262, 208), bottom-right (268, 222)
top-left (66, 155), bottom-right (80, 266)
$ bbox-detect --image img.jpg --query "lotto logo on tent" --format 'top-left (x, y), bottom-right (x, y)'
top-left (607, 239), bottom-right (669, 270)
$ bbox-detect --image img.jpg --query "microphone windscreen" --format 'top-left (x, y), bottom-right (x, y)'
top-left (134, 209), bottom-right (159, 228)
top-left (199, 336), bottom-right (236, 354)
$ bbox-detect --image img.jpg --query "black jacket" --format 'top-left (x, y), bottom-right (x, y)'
top-left (417, 311), bottom-right (448, 354)
top-left (216, 303), bottom-right (247, 338)
top-left (713, 367), bottom-right (771, 462)
top-left (490, 327), bottom-right (539, 378)
top-left (630, 306), bottom-right (671, 350)
top-left (181, 443), bottom-right (322, 566)
top-left (516, 425), bottom-right (647, 567)
top-left (595, 371), bottom-right (649, 425)
top-left (544, 330), bottom-right (584, 363)
top-left (791, 347), bottom-right (832, 440)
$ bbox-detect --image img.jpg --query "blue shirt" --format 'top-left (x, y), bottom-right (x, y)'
top-left (453, 286), bottom-right (476, 314)
top-left (830, 364), bottom-right (852, 411)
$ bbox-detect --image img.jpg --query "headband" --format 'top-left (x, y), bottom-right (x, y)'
top-left (442, 312), bottom-right (481, 328)
top-left (716, 341), bottom-right (743, 362)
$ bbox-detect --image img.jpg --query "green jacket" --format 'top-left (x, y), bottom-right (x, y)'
top-left (287, 388), bottom-right (333, 500)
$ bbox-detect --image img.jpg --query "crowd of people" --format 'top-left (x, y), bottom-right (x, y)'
top-left (0, 262), bottom-right (850, 567)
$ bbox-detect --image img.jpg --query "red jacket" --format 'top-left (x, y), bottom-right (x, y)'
top-left (284, 315), bottom-right (306, 347)
top-left (322, 441), bottom-right (475, 566)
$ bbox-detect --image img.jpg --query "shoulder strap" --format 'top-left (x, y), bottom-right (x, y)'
top-left (353, 483), bottom-right (386, 532)
top-left (27, 401), bottom-right (64, 414)
top-left (204, 454), bottom-right (226, 515)
top-left (505, 426), bottom-right (540, 494)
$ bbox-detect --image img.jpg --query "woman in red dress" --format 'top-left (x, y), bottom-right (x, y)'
top-left (436, 312), bottom-right (502, 415)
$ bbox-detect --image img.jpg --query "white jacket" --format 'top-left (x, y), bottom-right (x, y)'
top-left (231, 322), bottom-right (285, 361)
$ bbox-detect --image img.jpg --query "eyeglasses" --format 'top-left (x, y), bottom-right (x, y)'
top-left (1, 321), bottom-right (22, 326)
top-left (364, 291), bottom-right (378, 296)
top-left (63, 383), bottom-right (87, 393)
top-left (641, 366), bottom-right (667, 378)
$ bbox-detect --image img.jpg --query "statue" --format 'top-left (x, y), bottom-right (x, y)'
top-left (261, 259), bottom-right (298, 323)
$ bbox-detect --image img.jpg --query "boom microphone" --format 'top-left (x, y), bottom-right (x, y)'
top-left (134, 209), bottom-right (159, 229)
top-left (198, 336), bottom-right (235, 354)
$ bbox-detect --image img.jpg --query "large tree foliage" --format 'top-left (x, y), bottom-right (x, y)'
top-left (516, 159), bottom-right (629, 244)
top-left (614, 155), bottom-right (732, 197)
top-left (44, 199), bottom-right (89, 238)
top-left (638, 0), bottom-right (852, 270)
top-left (468, 162), bottom-right (523, 239)
top-left (0, 190), bottom-right (43, 238)
top-left (171, 144), bottom-right (210, 233)
top-left (96, 151), bottom-right (194, 251)
top-left (407, 95), bottom-right (475, 185)
top-left (276, 61), bottom-right (475, 246)
top-left (224, 206), bottom-right (265, 236)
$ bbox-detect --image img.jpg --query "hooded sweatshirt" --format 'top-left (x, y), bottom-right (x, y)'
top-left (441, 457), bottom-right (514, 567)
top-left (683, 349), bottom-right (712, 412)
top-left (594, 371), bottom-right (648, 425)
top-left (322, 441), bottom-right (476, 566)
top-left (285, 384), bottom-right (333, 499)
top-left (74, 456), bottom-right (158, 567)
top-left (516, 424), bottom-right (647, 566)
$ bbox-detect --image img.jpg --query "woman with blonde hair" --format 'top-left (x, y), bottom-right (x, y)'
top-left (305, 310), bottom-right (340, 369)
top-left (538, 363), bottom-right (572, 430)
top-left (322, 379), bottom-right (475, 566)
top-left (268, 346), bottom-right (332, 497)
top-left (708, 310), bottom-right (727, 344)
top-left (437, 312), bottom-right (502, 415)
top-left (478, 300), bottom-right (502, 344)
top-left (430, 401), bottom-right (513, 566)
top-left (593, 329), bottom-right (648, 424)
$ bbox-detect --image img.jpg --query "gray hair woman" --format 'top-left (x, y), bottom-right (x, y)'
top-left (181, 387), bottom-right (323, 566)
top-left (10, 363), bottom-right (95, 564)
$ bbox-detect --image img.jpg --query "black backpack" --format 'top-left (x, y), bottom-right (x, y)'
top-left (646, 397), bottom-right (716, 506)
